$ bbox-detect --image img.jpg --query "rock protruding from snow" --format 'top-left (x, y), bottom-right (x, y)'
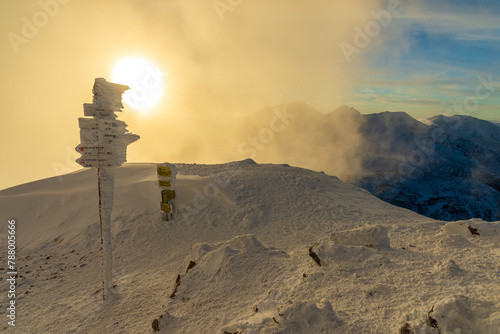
top-left (326, 225), bottom-right (391, 248)
top-left (161, 234), bottom-right (297, 332)
top-left (439, 219), bottom-right (500, 249)
top-left (162, 234), bottom-right (342, 334)
top-left (223, 299), bottom-right (338, 334)
top-left (402, 295), bottom-right (500, 334)
top-left (440, 220), bottom-right (481, 237)
top-left (179, 234), bottom-right (265, 278)
top-left (310, 225), bottom-right (392, 268)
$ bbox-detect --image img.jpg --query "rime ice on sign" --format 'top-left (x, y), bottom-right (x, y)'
top-left (75, 78), bottom-right (140, 301)
top-left (76, 78), bottom-right (139, 168)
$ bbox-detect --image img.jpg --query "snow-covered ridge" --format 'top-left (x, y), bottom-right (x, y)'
top-left (0, 162), bottom-right (498, 333)
top-left (241, 102), bottom-right (500, 221)
top-left (357, 111), bottom-right (500, 222)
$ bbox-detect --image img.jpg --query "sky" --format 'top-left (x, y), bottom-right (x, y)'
top-left (1, 0), bottom-right (499, 190)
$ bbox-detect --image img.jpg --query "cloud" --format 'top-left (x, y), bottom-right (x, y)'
top-left (1, 0), bottom-right (499, 189)
top-left (0, 0), bottom-right (388, 189)
top-left (387, 98), bottom-right (441, 105)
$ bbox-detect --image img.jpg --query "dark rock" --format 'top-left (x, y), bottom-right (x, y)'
top-left (309, 247), bottom-right (321, 266)
top-left (152, 318), bottom-right (160, 332)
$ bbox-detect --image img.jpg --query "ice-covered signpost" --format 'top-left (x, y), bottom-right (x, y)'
top-left (76, 78), bottom-right (139, 300)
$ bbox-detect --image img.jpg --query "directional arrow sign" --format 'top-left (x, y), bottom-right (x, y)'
top-left (75, 145), bottom-right (103, 152)
top-left (78, 150), bottom-right (115, 157)
top-left (80, 130), bottom-right (99, 143)
top-left (76, 157), bottom-right (116, 168)
top-left (78, 118), bottom-right (99, 130)
top-left (78, 118), bottom-right (127, 131)
top-left (83, 103), bottom-right (113, 117)
top-left (79, 129), bottom-right (116, 145)
top-left (75, 145), bottom-right (115, 156)
top-left (77, 156), bottom-right (115, 162)
top-left (75, 144), bottom-right (116, 152)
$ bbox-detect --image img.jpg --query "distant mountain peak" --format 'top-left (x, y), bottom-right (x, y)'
top-left (425, 114), bottom-right (500, 148)
top-left (331, 104), bottom-right (361, 115)
top-left (287, 100), bottom-right (313, 109)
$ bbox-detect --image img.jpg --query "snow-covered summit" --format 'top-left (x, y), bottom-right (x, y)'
top-left (425, 114), bottom-right (500, 150)
top-left (357, 112), bottom-right (500, 221)
top-left (242, 103), bottom-right (500, 221)
top-left (0, 162), bottom-right (498, 333)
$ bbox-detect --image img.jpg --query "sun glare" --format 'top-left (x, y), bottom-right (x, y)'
top-left (111, 57), bottom-right (165, 112)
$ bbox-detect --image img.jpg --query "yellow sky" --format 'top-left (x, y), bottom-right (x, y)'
top-left (1, 0), bottom-right (386, 190)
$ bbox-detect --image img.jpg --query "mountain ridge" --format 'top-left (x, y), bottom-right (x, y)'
top-left (248, 102), bottom-right (500, 221)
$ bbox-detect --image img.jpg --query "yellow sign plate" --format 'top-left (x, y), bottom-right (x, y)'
top-left (161, 190), bottom-right (176, 202)
top-left (158, 180), bottom-right (171, 188)
top-left (161, 202), bottom-right (171, 212)
top-left (157, 165), bottom-right (172, 178)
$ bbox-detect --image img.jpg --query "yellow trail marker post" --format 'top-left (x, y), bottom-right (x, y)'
top-left (157, 163), bottom-right (176, 220)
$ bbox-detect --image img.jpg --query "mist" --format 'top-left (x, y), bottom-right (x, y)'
top-left (1, 0), bottom-right (384, 189)
top-left (122, 0), bottom-right (382, 178)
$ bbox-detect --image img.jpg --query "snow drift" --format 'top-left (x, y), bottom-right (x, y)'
top-left (0, 161), bottom-right (499, 333)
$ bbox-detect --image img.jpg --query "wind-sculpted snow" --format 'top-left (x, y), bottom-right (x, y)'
top-left (402, 295), bottom-right (500, 334)
top-left (160, 234), bottom-right (341, 333)
top-left (155, 220), bottom-right (500, 333)
top-left (0, 162), bottom-right (498, 333)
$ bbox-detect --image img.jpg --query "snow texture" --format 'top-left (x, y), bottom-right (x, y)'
top-left (0, 161), bottom-right (498, 333)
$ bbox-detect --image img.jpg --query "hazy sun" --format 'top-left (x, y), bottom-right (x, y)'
top-left (111, 56), bottom-right (165, 112)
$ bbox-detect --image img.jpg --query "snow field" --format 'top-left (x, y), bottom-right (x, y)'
top-left (0, 161), bottom-right (498, 333)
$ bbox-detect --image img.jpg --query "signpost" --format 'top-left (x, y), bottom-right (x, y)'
top-left (76, 78), bottom-right (139, 300)
top-left (157, 163), bottom-right (176, 220)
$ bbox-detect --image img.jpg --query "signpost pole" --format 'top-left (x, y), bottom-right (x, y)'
top-left (97, 167), bottom-right (116, 300)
